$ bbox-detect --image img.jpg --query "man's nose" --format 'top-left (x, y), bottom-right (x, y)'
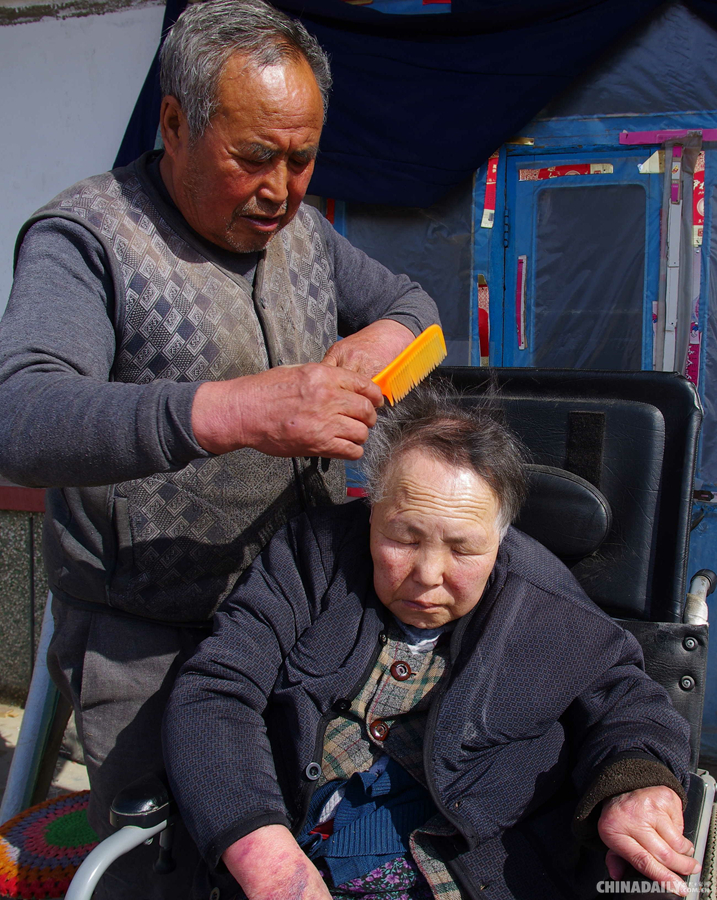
top-left (259, 160), bottom-right (289, 206)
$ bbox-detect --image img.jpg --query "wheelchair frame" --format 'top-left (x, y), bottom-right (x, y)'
top-left (57, 369), bottom-right (717, 899)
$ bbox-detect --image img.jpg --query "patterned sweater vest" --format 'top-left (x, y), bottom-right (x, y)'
top-left (25, 158), bottom-right (345, 622)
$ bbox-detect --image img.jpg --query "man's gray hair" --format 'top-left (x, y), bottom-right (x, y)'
top-left (160, 0), bottom-right (332, 139)
top-left (361, 380), bottom-right (528, 538)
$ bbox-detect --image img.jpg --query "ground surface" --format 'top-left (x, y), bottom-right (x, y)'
top-left (0, 703), bottom-right (89, 808)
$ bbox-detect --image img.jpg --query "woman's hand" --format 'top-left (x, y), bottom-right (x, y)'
top-left (222, 824), bottom-right (332, 900)
top-left (597, 786), bottom-right (700, 897)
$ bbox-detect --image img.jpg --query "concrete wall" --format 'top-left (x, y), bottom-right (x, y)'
top-left (0, 0), bottom-right (164, 700)
top-left (0, 0), bottom-right (165, 317)
top-left (0, 511), bottom-right (47, 703)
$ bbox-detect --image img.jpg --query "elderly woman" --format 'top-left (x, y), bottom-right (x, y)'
top-left (164, 385), bottom-right (697, 900)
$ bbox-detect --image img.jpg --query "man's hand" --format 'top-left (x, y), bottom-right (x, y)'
top-left (597, 786), bottom-right (699, 897)
top-left (191, 362), bottom-right (383, 459)
top-left (222, 824), bottom-right (332, 900)
top-left (321, 319), bottom-right (417, 377)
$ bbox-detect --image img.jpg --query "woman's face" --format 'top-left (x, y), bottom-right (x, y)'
top-left (369, 448), bottom-right (502, 629)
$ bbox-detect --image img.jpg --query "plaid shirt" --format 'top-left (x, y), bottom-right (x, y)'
top-left (318, 619), bottom-right (464, 900)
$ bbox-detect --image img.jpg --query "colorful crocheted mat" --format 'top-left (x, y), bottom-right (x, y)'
top-left (0, 791), bottom-right (98, 899)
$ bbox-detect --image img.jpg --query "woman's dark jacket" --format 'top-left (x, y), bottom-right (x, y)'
top-left (164, 501), bottom-right (691, 900)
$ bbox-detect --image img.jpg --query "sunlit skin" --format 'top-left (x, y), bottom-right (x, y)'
top-left (370, 448), bottom-right (502, 629)
top-left (159, 52), bottom-right (324, 252)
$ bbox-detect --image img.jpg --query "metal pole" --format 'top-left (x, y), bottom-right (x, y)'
top-left (662, 144), bottom-right (684, 371)
top-left (0, 593), bottom-right (60, 824)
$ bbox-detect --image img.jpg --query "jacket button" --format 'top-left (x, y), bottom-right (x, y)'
top-left (369, 719), bottom-right (390, 741)
top-left (305, 762), bottom-right (322, 780)
top-left (379, 631), bottom-right (388, 645)
top-left (210, 889), bottom-right (220, 900)
top-left (333, 698), bottom-right (350, 713)
top-left (390, 661), bottom-right (412, 681)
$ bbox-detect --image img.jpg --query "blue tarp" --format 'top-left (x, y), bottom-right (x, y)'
top-left (116, 0), bottom-right (717, 207)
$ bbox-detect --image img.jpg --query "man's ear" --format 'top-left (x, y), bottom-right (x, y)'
top-left (159, 95), bottom-right (186, 160)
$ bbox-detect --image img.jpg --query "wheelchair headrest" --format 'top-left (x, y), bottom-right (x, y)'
top-left (516, 465), bottom-right (612, 562)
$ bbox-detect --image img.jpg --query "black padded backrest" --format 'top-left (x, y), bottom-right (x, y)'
top-left (439, 369), bottom-right (702, 622)
top-left (502, 394), bottom-right (664, 618)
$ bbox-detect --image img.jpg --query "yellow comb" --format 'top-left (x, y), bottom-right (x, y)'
top-left (372, 324), bottom-right (447, 405)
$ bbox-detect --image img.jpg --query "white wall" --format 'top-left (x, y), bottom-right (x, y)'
top-left (0, 1), bottom-right (165, 314)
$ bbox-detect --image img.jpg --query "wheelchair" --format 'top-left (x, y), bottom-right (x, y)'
top-left (57, 368), bottom-right (717, 899)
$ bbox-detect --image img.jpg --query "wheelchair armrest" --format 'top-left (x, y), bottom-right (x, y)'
top-left (109, 772), bottom-right (176, 829)
top-left (683, 771), bottom-right (714, 847)
top-left (684, 770), bottom-right (716, 898)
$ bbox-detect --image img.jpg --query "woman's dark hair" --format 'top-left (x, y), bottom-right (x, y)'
top-left (361, 380), bottom-right (528, 537)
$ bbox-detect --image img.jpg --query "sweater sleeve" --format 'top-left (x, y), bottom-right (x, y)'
top-left (0, 218), bottom-right (208, 487)
top-left (566, 626), bottom-right (691, 840)
top-left (316, 212), bottom-right (440, 339)
top-left (163, 514), bottom-right (324, 868)
top-left (572, 754), bottom-right (688, 844)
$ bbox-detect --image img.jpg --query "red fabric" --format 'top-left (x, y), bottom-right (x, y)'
top-left (0, 487), bottom-right (45, 512)
top-left (310, 820), bottom-right (335, 838)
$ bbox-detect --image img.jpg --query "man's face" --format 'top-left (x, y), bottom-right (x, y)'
top-left (161, 52), bottom-right (324, 253)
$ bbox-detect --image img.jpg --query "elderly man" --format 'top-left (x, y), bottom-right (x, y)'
top-left (165, 385), bottom-right (697, 900)
top-left (0, 0), bottom-right (438, 896)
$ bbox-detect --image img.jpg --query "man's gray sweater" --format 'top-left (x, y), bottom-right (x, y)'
top-left (0, 152), bottom-right (439, 622)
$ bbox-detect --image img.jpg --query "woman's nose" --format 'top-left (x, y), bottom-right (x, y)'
top-left (411, 548), bottom-right (445, 587)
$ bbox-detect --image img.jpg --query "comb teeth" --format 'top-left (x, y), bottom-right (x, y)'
top-left (373, 324), bottom-right (447, 405)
